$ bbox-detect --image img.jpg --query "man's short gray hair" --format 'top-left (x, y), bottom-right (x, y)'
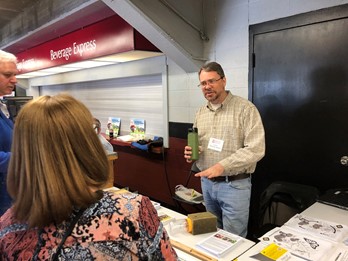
top-left (0, 50), bottom-right (18, 64)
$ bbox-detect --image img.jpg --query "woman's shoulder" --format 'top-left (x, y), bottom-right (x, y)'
top-left (72, 190), bottom-right (158, 241)
top-left (102, 188), bottom-right (151, 202)
top-left (84, 189), bottom-right (152, 217)
top-left (0, 208), bottom-right (26, 230)
top-left (102, 189), bottom-right (146, 204)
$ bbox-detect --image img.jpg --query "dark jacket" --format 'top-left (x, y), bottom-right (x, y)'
top-left (0, 110), bottom-right (13, 215)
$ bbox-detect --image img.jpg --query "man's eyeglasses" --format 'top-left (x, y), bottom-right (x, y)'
top-left (197, 77), bottom-right (223, 88)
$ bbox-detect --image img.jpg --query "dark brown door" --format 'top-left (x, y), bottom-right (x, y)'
top-left (250, 5), bottom-right (348, 192)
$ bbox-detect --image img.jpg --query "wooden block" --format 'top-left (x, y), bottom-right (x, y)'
top-left (187, 212), bottom-right (217, 235)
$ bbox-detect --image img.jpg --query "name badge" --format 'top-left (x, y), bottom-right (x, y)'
top-left (208, 138), bottom-right (224, 152)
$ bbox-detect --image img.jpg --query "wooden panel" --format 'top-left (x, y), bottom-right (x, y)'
top-left (103, 152), bottom-right (118, 189)
top-left (110, 137), bottom-right (202, 211)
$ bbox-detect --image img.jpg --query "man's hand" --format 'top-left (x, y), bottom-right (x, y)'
top-left (194, 163), bottom-right (224, 179)
top-left (184, 145), bottom-right (192, 163)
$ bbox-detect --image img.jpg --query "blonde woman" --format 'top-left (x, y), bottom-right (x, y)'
top-left (0, 94), bottom-right (178, 261)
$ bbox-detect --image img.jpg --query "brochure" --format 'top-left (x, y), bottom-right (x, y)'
top-left (129, 118), bottom-right (145, 139)
top-left (259, 226), bottom-right (335, 261)
top-left (250, 242), bottom-right (292, 261)
top-left (283, 214), bottom-right (348, 243)
top-left (108, 117), bottom-right (121, 136)
top-left (196, 229), bottom-right (244, 257)
top-left (157, 211), bottom-right (175, 225)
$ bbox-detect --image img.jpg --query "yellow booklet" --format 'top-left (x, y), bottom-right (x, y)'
top-left (261, 243), bottom-right (288, 260)
top-left (250, 243), bottom-right (290, 261)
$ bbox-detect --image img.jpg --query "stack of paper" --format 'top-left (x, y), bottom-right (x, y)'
top-left (258, 214), bottom-right (348, 261)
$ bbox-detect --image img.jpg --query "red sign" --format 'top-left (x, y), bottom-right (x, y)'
top-left (16, 15), bottom-right (159, 73)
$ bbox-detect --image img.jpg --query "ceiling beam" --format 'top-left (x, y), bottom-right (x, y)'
top-left (102, 0), bottom-right (208, 73)
top-left (0, 0), bottom-right (114, 53)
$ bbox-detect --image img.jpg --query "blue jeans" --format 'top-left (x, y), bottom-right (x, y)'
top-left (201, 177), bottom-right (251, 237)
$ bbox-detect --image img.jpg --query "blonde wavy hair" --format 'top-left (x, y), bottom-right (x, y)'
top-left (7, 94), bottom-right (109, 228)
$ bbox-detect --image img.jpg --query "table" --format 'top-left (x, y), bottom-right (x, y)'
top-left (159, 206), bottom-right (256, 261)
top-left (301, 201), bottom-right (348, 224)
top-left (106, 186), bottom-right (255, 260)
top-left (236, 202), bottom-right (348, 260)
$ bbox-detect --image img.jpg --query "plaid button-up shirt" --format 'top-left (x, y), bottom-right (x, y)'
top-left (194, 91), bottom-right (265, 176)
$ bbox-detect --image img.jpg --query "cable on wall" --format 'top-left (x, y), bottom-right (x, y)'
top-left (159, 0), bottom-right (209, 41)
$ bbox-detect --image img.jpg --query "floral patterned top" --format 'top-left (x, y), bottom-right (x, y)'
top-left (0, 190), bottom-right (178, 260)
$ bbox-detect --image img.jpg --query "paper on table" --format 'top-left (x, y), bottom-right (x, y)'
top-left (196, 229), bottom-right (244, 258)
top-left (117, 135), bottom-right (136, 142)
top-left (328, 248), bottom-right (348, 261)
top-left (259, 226), bottom-right (334, 261)
top-left (250, 242), bottom-right (293, 261)
top-left (284, 214), bottom-right (348, 243)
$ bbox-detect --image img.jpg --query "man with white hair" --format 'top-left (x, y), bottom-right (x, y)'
top-left (0, 50), bottom-right (18, 215)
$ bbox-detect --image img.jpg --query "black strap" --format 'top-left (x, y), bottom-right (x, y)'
top-left (51, 209), bottom-right (85, 261)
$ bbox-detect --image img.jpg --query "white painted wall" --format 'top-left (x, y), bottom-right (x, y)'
top-left (24, 56), bottom-right (170, 147)
top-left (21, 0), bottom-right (348, 127)
top-left (168, 0), bottom-right (348, 124)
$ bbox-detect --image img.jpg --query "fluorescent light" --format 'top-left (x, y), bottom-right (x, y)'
top-left (61, 60), bottom-right (115, 69)
top-left (16, 52), bottom-right (163, 79)
top-left (16, 71), bottom-right (56, 78)
top-left (94, 51), bottom-right (163, 62)
top-left (39, 67), bottom-right (79, 73)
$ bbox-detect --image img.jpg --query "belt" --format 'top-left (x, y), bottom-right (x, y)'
top-left (210, 173), bottom-right (251, 182)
